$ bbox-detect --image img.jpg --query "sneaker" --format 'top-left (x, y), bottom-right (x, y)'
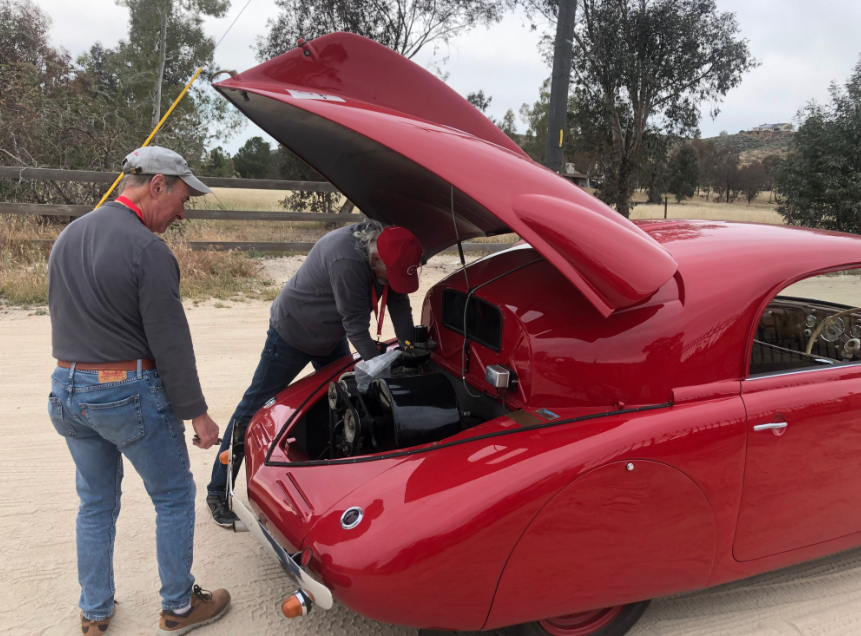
top-left (206, 494), bottom-right (238, 528)
top-left (80, 612), bottom-right (112, 634)
top-left (157, 585), bottom-right (230, 635)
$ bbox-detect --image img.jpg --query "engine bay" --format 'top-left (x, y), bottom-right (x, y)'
top-left (286, 326), bottom-right (511, 461)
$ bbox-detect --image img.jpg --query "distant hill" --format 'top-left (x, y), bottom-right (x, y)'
top-left (703, 130), bottom-right (795, 164)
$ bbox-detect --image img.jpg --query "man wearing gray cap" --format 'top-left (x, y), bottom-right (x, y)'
top-left (48, 147), bottom-right (231, 635)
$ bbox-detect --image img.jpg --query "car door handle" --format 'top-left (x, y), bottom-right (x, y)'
top-left (753, 422), bottom-right (788, 432)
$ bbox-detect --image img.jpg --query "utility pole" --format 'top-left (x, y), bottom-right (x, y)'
top-left (544, 0), bottom-right (577, 173)
top-left (152, 6), bottom-right (168, 129)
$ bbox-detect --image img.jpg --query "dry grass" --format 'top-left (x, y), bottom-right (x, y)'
top-left (629, 191), bottom-right (784, 225)
top-left (0, 215), bottom-right (277, 307)
top-left (194, 187), bottom-right (292, 212)
top-left (169, 242), bottom-right (279, 302)
top-left (183, 187), bottom-right (347, 244)
top-left (0, 216), bottom-right (58, 306)
top-left (170, 218), bottom-right (331, 244)
top-left (469, 233), bottom-right (520, 244)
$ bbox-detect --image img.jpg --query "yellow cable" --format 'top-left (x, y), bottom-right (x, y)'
top-left (95, 67), bottom-right (204, 209)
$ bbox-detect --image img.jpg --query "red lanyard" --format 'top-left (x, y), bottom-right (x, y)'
top-left (371, 284), bottom-right (389, 337)
top-left (116, 195), bottom-right (144, 224)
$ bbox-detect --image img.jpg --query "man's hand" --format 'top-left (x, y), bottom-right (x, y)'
top-left (191, 412), bottom-right (220, 449)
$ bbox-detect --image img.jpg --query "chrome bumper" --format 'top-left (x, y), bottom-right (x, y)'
top-left (226, 432), bottom-right (334, 610)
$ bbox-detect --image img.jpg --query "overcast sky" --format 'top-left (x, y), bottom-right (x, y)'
top-left (35, 0), bottom-right (861, 155)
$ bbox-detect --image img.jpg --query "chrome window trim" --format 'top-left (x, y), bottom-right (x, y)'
top-left (746, 361), bottom-right (861, 382)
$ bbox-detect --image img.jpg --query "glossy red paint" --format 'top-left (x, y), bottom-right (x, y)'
top-left (236, 228), bottom-right (861, 630)
top-left (489, 460), bottom-right (716, 626)
top-left (215, 32), bottom-right (861, 635)
top-left (238, 222), bottom-right (861, 633)
top-left (232, 32), bottom-right (526, 158)
top-left (212, 33), bottom-right (679, 316)
top-left (284, 390), bottom-right (746, 630)
top-left (735, 364), bottom-right (861, 561)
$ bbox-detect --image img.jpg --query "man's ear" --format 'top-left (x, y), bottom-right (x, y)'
top-left (149, 174), bottom-right (166, 196)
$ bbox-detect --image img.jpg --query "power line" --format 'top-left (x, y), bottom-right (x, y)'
top-left (213, 0), bottom-right (252, 54)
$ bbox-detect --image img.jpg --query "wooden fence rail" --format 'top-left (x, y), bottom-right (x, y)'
top-left (0, 166), bottom-right (338, 192)
top-left (0, 203), bottom-right (360, 225)
top-left (0, 167), bottom-right (511, 253)
top-left (9, 238), bottom-right (508, 254)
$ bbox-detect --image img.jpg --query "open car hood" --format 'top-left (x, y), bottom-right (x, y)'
top-left (212, 32), bottom-right (677, 316)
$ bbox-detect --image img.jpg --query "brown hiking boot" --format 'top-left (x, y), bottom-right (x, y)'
top-left (157, 585), bottom-right (231, 635)
top-left (80, 612), bottom-right (112, 634)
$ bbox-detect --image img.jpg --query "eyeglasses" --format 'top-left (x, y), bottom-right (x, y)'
top-left (372, 265), bottom-right (422, 278)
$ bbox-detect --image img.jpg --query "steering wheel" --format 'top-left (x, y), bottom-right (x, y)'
top-left (805, 307), bottom-right (861, 360)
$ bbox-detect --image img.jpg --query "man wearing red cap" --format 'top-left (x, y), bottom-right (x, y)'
top-left (206, 221), bottom-right (423, 526)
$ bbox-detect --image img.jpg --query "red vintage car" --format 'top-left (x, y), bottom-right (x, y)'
top-left (213, 33), bottom-right (861, 636)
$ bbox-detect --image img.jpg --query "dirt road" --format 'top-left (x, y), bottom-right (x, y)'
top-left (4, 260), bottom-right (861, 636)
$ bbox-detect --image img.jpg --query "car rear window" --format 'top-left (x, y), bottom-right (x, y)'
top-left (441, 289), bottom-right (502, 351)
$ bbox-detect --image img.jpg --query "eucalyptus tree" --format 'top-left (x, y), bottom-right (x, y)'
top-left (467, 90), bottom-right (493, 113)
top-left (114, 0), bottom-right (239, 155)
top-left (257, 0), bottom-right (508, 61)
top-left (737, 161), bottom-right (766, 205)
top-left (666, 144), bottom-right (699, 203)
top-left (0, 0), bottom-right (242, 211)
top-left (776, 58), bottom-right (861, 232)
top-left (76, 0), bottom-right (244, 159)
top-left (233, 136), bottom-right (275, 179)
top-left (522, 0), bottom-right (755, 217)
top-left (0, 0), bottom-right (135, 204)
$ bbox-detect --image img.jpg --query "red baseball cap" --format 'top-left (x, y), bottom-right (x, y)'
top-left (376, 226), bottom-right (423, 294)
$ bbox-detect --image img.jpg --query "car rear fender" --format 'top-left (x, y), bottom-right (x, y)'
top-left (485, 460), bottom-right (717, 629)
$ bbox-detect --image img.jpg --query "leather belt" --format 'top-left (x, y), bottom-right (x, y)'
top-left (57, 359), bottom-right (156, 371)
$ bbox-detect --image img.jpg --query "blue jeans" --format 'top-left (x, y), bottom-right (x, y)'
top-left (207, 326), bottom-right (351, 496)
top-left (49, 364), bottom-right (196, 620)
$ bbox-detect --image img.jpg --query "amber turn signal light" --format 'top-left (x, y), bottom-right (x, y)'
top-left (281, 590), bottom-right (314, 618)
top-left (219, 450), bottom-right (230, 465)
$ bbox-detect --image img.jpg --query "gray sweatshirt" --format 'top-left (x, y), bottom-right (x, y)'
top-left (48, 202), bottom-right (207, 420)
top-left (271, 224), bottom-right (414, 360)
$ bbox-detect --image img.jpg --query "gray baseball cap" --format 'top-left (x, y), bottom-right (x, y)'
top-left (121, 147), bottom-right (212, 196)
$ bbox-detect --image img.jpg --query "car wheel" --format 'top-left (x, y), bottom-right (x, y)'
top-left (504, 601), bottom-right (651, 636)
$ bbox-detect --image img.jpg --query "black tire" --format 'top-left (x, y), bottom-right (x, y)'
top-left (502, 600), bottom-right (651, 636)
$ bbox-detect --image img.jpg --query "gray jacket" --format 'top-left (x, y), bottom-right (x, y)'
top-left (271, 224), bottom-right (414, 360)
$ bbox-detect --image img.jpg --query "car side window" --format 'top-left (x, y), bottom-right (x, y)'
top-left (750, 268), bottom-right (861, 377)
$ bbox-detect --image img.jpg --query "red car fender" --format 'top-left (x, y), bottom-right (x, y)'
top-left (485, 459), bottom-right (717, 629)
top-left (301, 436), bottom-right (563, 631)
top-left (300, 394), bottom-right (743, 631)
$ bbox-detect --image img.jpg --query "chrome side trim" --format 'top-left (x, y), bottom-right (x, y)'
top-left (226, 431), bottom-right (333, 610)
top-left (747, 361), bottom-right (861, 381)
top-left (226, 428), bottom-right (247, 532)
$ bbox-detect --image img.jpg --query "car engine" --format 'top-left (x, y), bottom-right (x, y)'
top-left (326, 327), bottom-right (463, 458)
